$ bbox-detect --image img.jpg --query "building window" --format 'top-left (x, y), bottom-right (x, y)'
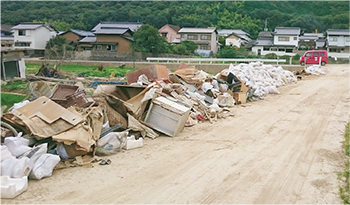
top-left (161, 33), bottom-right (167, 38)
top-left (286, 48), bottom-right (293, 53)
top-left (96, 45), bottom-right (102, 50)
top-left (107, 45), bottom-right (116, 51)
top-left (263, 47), bottom-right (270, 51)
top-left (278, 37), bottom-right (290, 41)
top-left (329, 37), bottom-right (337, 42)
top-left (346, 37), bottom-right (350, 42)
top-left (187, 35), bottom-right (198, 40)
top-left (180, 34), bottom-right (184, 38)
top-left (201, 35), bottom-right (211, 40)
top-left (15, 42), bottom-right (30, 47)
top-left (18, 30), bottom-right (26, 36)
top-left (278, 48), bottom-right (285, 51)
top-left (293, 37), bottom-right (297, 40)
top-left (271, 47), bottom-right (277, 51)
top-left (200, 45), bottom-right (208, 50)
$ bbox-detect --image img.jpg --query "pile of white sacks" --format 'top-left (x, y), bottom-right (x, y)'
top-left (215, 62), bottom-right (297, 97)
top-left (304, 65), bottom-right (326, 75)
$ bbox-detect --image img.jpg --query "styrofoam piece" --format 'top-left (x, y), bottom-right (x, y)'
top-left (1, 176), bottom-right (28, 199)
top-left (124, 135), bottom-right (143, 150)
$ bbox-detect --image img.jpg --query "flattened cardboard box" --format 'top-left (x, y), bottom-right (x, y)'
top-left (12, 96), bottom-right (83, 139)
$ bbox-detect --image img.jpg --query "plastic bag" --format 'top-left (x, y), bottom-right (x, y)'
top-left (1, 145), bottom-right (15, 162)
top-left (4, 135), bottom-right (31, 157)
top-left (29, 154), bottom-right (60, 180)
top-left (1, 157), bottom-right (30, 178)
top-left (96, 132), bottom-right (128, 156)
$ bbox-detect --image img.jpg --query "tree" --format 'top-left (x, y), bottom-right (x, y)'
top-left (45, 35), bottom-right (74, 70)
top-left (131, 24), bottom-right (167, 54)
top-left (215, 46), bottom-right (237, 58)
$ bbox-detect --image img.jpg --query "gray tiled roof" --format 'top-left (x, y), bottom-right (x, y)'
top-left (78, 36), bottom-right (96, 43)
top-left (326, 29), bottom-right (350, 36)
top-left (178, 27), bottom-right (217, 33)
top-left (92, 22), bottom-right (142, 32)
top-left (70, 29), bottom-right (95, 37)
top-left (254, 38), bottom-right (274, 46)
top-left (93, 28), bottom-right (130, 35)
top-left (274, 27), bottom-right (300, 35)
top-left (217, 29), bottom-right (248, 36)
top-left (11, 23), bottom-right (57, 32)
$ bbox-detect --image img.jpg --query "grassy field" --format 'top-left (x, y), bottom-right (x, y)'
top-left (1, 93), bottom-right (27, 113)
top-left (25, 63), bottom-right (134, 77)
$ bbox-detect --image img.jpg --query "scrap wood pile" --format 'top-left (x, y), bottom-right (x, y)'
top-left (0, 62), bottom-right (297, 198)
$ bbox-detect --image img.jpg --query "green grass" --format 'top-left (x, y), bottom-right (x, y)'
top-left (1, 93), bottom-right (27, 113)
top-left (1, 80), bottom-right (29, 92)
top-left (339, 122), bottom-right (350, 204)
top-left (25, 63), bottom-right (134, 77)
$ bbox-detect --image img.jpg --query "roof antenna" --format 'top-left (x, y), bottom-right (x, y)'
top-left (264, 19), bottom-right (268, 31)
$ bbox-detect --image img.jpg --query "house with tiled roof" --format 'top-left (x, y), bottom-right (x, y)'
top-left (177, 27), bottom-right (219, 54)
top-left (217, 29), bottom-right (252, 48)
top-left (251, 27), bottom-right (300, 56)
top-left (159, 24), bottom-right (180, 43)
top-left (92, 24), bottom-right (134, 52)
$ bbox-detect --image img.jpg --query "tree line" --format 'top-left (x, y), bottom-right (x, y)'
top-left (2, 1), bottom-right (349, 39)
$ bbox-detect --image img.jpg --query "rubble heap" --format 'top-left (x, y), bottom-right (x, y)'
top-left (1, 62), bottom-right (297, 198)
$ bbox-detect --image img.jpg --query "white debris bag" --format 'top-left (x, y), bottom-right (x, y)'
top-left (1, 145), bottom-right (15, 162)
top-left (29, 154), bottom-right (60, 180)
top-left (96, 131), bottom-right (128, 156)
top-left (4, 135), bottom-right (31, 157)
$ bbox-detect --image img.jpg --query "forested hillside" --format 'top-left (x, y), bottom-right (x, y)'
top-left (1, 1), bottom-right (349, 39)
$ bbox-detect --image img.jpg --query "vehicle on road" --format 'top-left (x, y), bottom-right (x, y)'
top-left (299, 50), bottom-right (328, 66)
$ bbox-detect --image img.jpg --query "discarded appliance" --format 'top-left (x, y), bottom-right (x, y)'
top-left (143, 96), bottom-right (191, 137)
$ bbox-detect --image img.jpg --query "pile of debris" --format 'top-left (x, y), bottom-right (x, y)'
top-left (1, 62), bottom-right (297, 198)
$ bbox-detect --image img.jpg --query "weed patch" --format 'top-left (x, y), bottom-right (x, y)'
top-left (339, 122), bottom-right (350, 204)
top-left (1, 93), bottom-right (26, 113)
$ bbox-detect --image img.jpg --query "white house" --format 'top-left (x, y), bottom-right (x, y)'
top-left (251, 28), bottom-right (300, 57)
top-left (326, 29), bottom-right (350, 58)
top-left (11, 23), bottom-right (57, 54)
top-left (177, 27), bottom-right (219, 54)
top-left (217, 29), bottom-right (251, 48)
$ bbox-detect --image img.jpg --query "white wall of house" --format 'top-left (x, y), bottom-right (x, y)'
top-left (225, 38), bottom-right (241, 48)
top-left (327, 36), bottom-right (350, 47)
top-left (273, 35), bottom-right (299, 47)
top-left (14, 26), bottom-right (56, 50)
top-left (210, 32), bottom-right (218, 53)
top-left (252, 46), bottom-right (297, 57)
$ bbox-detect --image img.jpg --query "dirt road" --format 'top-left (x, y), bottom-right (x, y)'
top-left (3, 64), bottom-right (349, 204)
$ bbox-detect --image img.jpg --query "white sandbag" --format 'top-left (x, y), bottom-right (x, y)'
top-left (11, 157), bottom-right (30, 178)
top-left (1, 158), bottom-right (17, 177)
top-left (18, 143), bottom-right (48, 170)
top-left (1, 145), bottom-right (15, 162)
top-left (29, 154), bottom-right (60, 180)
top-left (4, 136), bottom-right (31, 157)
top-left (267, 86), bottom-right (280, 94)
top-left (96, 132), bottom-right (128, 156)
top-left (201, 82), bottom-right (213, 93)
